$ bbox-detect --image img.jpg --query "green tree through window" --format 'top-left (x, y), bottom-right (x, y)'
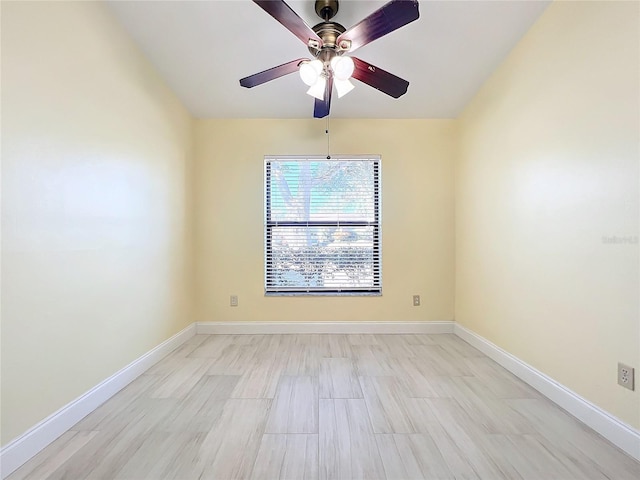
top-left (265, 157), bottom-right (381, 295)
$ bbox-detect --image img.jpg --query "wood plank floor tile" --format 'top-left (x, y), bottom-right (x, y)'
top-left (112, 431), bottom-right (204, 480)
top-left (157, 374), bottom-right (239, 433)
top-left (198, 398), bottom-right (271, 479)
top-left (292, 334), bottom-right (322, 346)
top-left (359, 376), bottom-right (418, 433)
top-left (7, 431), bottom-right (99, 480)
top-left (319, 358), bottom-right (363, 399)
top-left (425, 398), bottom-right (510, 479)
top-left (257, 334), bottom-right (295, 357)
top-left (397, 397), bottom-right (444, 433)
top-left (352, 345), bottom-right (399, 376)
top-left (75, 396), bottom-right (179, 443)
top-left (443, 376), bottom-right (536, 435)
top-left (250, 434), bottom-right (318, 480)
top-left (429, 333), bottom-right (485, 358)
top-left (463, 357), bottom-right (542, 399)
top-left (405, 334), bottom-right (439, 345)
top-left (206, 343), bottom-right (259, 375)
top-left (266, 376), bottom-right (318, 434)
top-left (403, 345), bottom-right (458, 377)
top-left (36, 430), bottom-right (132, 480)
top-left (158, 341), bottom-right (201, 360)
top-left (316, 334), bottom-right (354, 358)
top-left (507, 398), bottom-right (640, 479)
top-left (150, 357), bottom-right (210, 399)
top-left (392, 433), bottom-right (454, 479)
top-left (480, 434), bottom-right (584, 480)
top-left (319, 399), bottom-right (386, 480)
top-left (72, 374), bottom-right (163, 431)
top-left (49, 410), bottom-right (164, 480)
top-left (423, 421), bottom-right (482, 479)
top-left (372, 334), bottom-right (419, 356)
top-left (282, 343), bottom-right (320, 376)
top-left (186, 334), bottom-right (233, 358)
top-left (375, 434), bottom-right (424, 479)
top-left (347, 334), bottom-right (379, 346)
top-left (230, 334), bottom-right (267, 345)
top-left (392, 355), bottom-right (448, 398)
top-left (230, 353), bottom-right (285, 399)
top-left (525, 432), bottom-right (621, 480)
top-left (412, 343), bottom-right (474, 377)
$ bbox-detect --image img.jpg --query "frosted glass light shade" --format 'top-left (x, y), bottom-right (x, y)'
top-left (306, 76), bottom-right (326, 100)
top-left (335, 78), bottom-right (355, 98)
top-left (299, 59), bottom-right (324, 86)
top-left (330, 56), bottom-right (355, 81)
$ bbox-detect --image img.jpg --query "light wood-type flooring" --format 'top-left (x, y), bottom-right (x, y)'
top-left (8, 333), bottom-right (640, 479)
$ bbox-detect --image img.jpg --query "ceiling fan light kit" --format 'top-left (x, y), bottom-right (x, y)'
top-left (330, 56), bottom-right (354, 81)
top-left (307, 76), bottom-right (327, 100)
top-left (334, 78), bottom-right (354, 98)
top-left (299, 59), bottom-right (324, 86)
top-left (239, 0), bottom-right (420, 118)
top-left (300, 56), bottom-right (353, 101)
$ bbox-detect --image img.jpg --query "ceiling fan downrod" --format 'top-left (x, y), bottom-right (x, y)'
top-left (315, 0), bottom-right (339, 21)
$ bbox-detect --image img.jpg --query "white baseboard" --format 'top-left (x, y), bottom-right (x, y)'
top-left (0, 323), bottom-right (196, 479)
top-left (453, 323), bottom-right (640, 462)
top-left (196, 320), bottom-right (454, 335)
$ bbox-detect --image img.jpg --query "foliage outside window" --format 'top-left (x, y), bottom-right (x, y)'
top-left (265, 156), bottom-right (381, 295)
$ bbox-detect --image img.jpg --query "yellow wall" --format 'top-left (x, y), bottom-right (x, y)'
top-left (455, 0), bottom-right (639, 428)
top-left (194, 119), bottom-right (455, 323)
top-left (1, 1), bottom-right (194, 444)
top-left (3, 0), bottom-right (638, 453)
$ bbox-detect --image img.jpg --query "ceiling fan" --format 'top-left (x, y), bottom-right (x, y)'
top-left (239, 0), bottom-right (420, 118)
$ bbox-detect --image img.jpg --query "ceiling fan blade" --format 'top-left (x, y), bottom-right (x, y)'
top-left (240, 58), bottom-right (307, 88)
top-left (351, 57), bottom-right (409, 98)
top-left (313, 76), bottom-right (334, 118)
top-left (337, 0), bottom-right (419, 53)
top-left (253, 0), bottom-right (323, 47)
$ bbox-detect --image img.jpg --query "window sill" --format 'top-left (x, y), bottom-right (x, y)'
top-left (265, 291), bottom-right (382, 297)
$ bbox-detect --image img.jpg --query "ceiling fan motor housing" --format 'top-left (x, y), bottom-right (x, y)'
top-left (310, 22), bottom-right (345, 51)
top-left (309, 0), bottom-right (350, 63)
top-left (309, 22), bottom-right (346, 69)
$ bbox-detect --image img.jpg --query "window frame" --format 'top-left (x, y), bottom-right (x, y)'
top-left (264, 155), bottom-right (382, 296)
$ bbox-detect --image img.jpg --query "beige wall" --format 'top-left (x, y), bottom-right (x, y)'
top-left (1, 1), bottom-right (194, 444)
top-left (194, 119), bottom-right (455, 323)
top-left (455, 0), bottom-right (639, 428)
top-left (3, 0), bottom-right (638, 453)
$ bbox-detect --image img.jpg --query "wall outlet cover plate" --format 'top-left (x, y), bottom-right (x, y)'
top-left (618, 363), bottom-right (635, 391)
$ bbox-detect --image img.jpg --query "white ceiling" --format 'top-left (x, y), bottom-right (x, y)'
top-left (107, 0), bottom-right (550, 119)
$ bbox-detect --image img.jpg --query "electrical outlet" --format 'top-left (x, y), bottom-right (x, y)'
top-left (618, 363), bottom-right (635, 391)
top-left (230, 295), bottom-right (238, 307)
top-left (413, 295), bottom-right (420, 307)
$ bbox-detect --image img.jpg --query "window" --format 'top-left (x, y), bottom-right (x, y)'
top-left (265, 156), bottom-right (381, 295)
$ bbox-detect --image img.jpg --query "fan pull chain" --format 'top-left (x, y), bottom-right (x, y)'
top-left (326, 116), bottom-right (331, 159)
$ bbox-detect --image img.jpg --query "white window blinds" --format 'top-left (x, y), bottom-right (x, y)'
top-left (265, 156), bottom-right (381, 295)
